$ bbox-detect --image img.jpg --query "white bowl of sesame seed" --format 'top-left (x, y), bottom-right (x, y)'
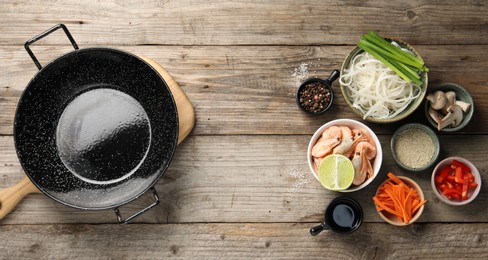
top-left (391, 123), bottom-right (440, 172)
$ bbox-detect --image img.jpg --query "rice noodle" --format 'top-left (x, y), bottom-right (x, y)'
top-left (339, 52), bottom-right (421, 120)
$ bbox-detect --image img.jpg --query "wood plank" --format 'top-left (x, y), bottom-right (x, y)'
top-left (1, 0), bottom-right (488, 45)
top-left (1, 45), bottom-right (487, 136)
top-left (0, 223), bottom-right (487, 258)
top-left (0, 134), bottom-right (487, 224)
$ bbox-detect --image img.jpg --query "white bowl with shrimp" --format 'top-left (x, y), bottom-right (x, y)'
top-left (307, 119), bottom-right (383, 192)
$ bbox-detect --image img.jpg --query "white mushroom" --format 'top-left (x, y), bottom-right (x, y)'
top-left (455, 100), bottom-right (471, 113)
top-left (442, 91), bottom-right (457, 114)
top-left (438, 105), bottom-right (463, 130)
top-left (428, 107), bottom-right (443, 124)
top-left (426, 91), bottom-right (447, 110)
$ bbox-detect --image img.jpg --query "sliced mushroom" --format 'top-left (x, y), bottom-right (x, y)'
top-left (455, 100), bottom-right (471, 113)
top-left (437, 105), bottom-right (463, 130)
top-left (428, 107), bottom-right (443, 124)
top-left (442, 91), bottom-right (457, 114)
top-left (426, 91), bottom-right (447, 110)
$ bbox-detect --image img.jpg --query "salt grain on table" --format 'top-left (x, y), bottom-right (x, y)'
top-left (289, 166), bottom-right (311, 192)
top-left (291, 62), bottom-right (310, 88)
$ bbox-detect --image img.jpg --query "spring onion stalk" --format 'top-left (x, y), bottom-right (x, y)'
top-left (389, 58), bottom-right (422, 85)
top-left (395, 61), bottom-right (421, 80)
top-left (357, 42), bottom-right (420, 85)
top-left (359, 38), bottom-right (423, 71)
top-left (357, 31), bottom-right (429, 85)
top-left (364, 31), bottom-right (427, 69)
top-left (362, 32), bottom-right (425, 67)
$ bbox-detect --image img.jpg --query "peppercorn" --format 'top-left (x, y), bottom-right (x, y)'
top-left (298, 81), bottom-right (331, 114)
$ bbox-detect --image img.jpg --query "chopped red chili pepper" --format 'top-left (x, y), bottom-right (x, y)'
top-left (435, 165), bottom-right (451, 184)
top-left (435, 160), bottom-right (478, 202)
top-left (465, 172), bottom-right (475, 182)
top-left (454, 166), bottom-right (464, 184)
top-left (452, 160), bottom-right (470, 173)
top-left (442, 188), bottom-right (461, 197)
top-left (462, 175), bottom-right (469, 200)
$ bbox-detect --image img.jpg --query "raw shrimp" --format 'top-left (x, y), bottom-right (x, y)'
top-left (352, 142), bottom-right (375, 185)
top-left (311, 126), bottom-right (342, 158)
top-left (343, 128), bottom-right (368, 158)
top-left (360, 129), bottom-right (377, 159)
top-left (333, 126), bottom-right (354, 154)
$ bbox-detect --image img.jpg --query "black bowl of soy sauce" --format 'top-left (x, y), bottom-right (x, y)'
top-left (310, 196), bottom-right (363, 235)
top-left (296, 70), bottom-right (340, 115)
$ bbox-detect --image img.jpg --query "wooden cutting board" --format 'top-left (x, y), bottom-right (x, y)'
top-left (0, 58), bottom-right (195, 220)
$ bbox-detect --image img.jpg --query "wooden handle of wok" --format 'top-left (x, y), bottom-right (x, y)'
top-left (0, 176), bottom-right (41, 220)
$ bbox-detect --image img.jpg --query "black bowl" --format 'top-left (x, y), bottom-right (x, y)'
top-left (296, 70), bottom-right (339, 115)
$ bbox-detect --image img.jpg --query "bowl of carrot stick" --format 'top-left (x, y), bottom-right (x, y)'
top-left (373, 172), bottom-right (427, 226)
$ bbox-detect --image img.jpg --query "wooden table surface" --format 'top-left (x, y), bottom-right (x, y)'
top-left (1, 0), bottom-right (488, 258)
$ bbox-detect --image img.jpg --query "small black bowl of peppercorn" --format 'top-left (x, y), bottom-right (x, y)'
top-left (296, 70), bottom-right (339, 115)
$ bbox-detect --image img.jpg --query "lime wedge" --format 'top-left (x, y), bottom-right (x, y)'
top-left (318, 154), bottom-right (354, 191)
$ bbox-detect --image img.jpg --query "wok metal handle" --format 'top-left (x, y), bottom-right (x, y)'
top-left (114, 187), bottom-right (160, 224)
top-left (24, 23), bottom-right (79, 70)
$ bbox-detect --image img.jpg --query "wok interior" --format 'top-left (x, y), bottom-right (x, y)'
top-left (56, 88), bottom-right (152, 185)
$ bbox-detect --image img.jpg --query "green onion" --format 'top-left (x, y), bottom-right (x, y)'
top-left (363, 31), bottom-right (425, 66)
top-left (359, 37), bottom-right (424, 70)
top-left (357, 31), bottom-right (428, 84)
top-left (358, 42), bottom-right (416, 84)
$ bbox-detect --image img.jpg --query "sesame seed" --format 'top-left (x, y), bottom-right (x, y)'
top-left (394, 128), bottom-right (435, 169)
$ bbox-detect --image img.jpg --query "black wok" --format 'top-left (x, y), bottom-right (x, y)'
top-left (12, 24), bottom-right (178, 223)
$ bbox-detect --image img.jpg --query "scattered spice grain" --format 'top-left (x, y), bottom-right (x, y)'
top-left (394, 127), bottom-right (435, 169)
top-left (291, 62), bottom-right (310, 87)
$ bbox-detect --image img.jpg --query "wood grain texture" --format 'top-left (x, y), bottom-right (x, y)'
top-left (0, 134), bottom-right (487, 224)
top-left (1, 1), bottom-right (488, 258)
top-left (0, 0), bottom-right (487, 46)
top-left (1, 45), bottom-right (488, 136)
top-left (0, 223), bottom-right (487, 259)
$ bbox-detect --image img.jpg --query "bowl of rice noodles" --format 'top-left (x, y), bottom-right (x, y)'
top-left (339, 38), bottom-right (428, 123)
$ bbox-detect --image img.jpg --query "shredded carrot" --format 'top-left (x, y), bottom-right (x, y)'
top-left (387, 172), bottom-right (403, 185)
top-left (404, 188), bottom-right (414, 219)
top-left (412, 199), bottom-right (427, 213)
top-left (373, 197), bottom-right (402, 219)
top-left (373, 172), bottom-right (427, 224)
top-left (411, 199), bottom-right (419, 209)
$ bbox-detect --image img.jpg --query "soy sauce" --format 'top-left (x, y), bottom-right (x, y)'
top-left (332, 204), bottom-right (356, 230)
top-left (325, 197), bottom-right (363, 233)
